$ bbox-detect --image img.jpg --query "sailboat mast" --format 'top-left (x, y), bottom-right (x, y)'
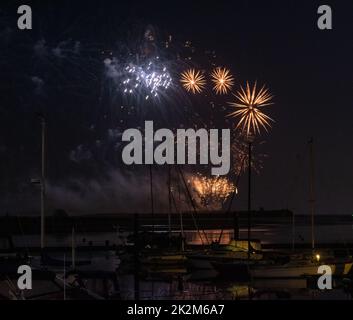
top-left (168, 166), bottom-right (172, 240)
top-left (292, 211), bottom-right (295, 251)
top-left (40, 117), bottom-right (46, 250)
top-left (149, 164), bottom-right (154, 234)
top-left (309, 138), bottom-right (315, 251)
top-left (247, 141), bottom-right (252, 261)
top-left (72, 227), bottom-right (76, 269)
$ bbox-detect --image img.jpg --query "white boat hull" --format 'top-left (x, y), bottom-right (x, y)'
top-left (250, 261), bottom-right (353, 279)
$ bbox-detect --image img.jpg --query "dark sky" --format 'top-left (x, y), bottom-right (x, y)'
top-left (0, 0), bottom-right (352, 215)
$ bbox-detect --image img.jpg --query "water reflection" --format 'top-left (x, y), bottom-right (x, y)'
top-left (185, 224), bottom-right (353, 246)
top-left (118, 273), bottom-right (352, 300)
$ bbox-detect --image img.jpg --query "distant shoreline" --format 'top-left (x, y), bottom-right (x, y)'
top-left (1, 210), bottom-right (352, 235)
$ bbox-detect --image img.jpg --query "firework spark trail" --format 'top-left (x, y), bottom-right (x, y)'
top-left (228, 81), bottom-right (274, 136)
top-left (232, 133), bottom-right (267, 175)
top-left (180, 69), bottom-right (206, 94)
top-left (211, 67), bottom-right (234, 95)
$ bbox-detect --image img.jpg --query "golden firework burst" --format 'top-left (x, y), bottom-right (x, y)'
top-left (180, 69), bottom-right (206, 94)
top-left (228, 81), bottom-right (274, 136)
top-left (189, 174), bottom-right (235, 208)
top-left (211, 67), bottom-right (234, 94)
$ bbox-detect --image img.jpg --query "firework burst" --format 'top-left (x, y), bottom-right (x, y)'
top-left (228, 82), bottom-right (274, 136)
top-left (122, 62), bottom-right (172, 100)
top-left (104, 56), bottom-right (172, 101)
top-left (180, 69), bottom-right (206, 94)
top-left (211, 67), bottom-right (234, 94)
top-left (189, 174), bottom-right (235, 209)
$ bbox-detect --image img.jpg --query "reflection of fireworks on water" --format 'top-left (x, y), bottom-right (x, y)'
top-left (180, 69), bottom-right (206, 94)
top-left (211, 67), bottom-right (234, 95)
top-left (188, 174), bottom-right (236, 209)
top-left (228, 81), bottom-right (274, 137)
top-left (232, 133), bottom-right (268, 175)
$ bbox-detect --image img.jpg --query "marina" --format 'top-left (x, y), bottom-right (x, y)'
top-left (1, 213), bottom-right (353, 300)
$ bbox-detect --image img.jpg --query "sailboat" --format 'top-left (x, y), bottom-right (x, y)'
top-left (34, 118), bottom-right (121, 286)
top-left (185, 155), bottom-right (266, 275)
top-left (249, 139), bottom-right (353, 279)
top-left (139, 166), bottom-right (189, 277)
top-left (187, 239), bottom-right (263, 271)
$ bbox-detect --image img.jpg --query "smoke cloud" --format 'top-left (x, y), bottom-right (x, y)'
top-left (46, 169), bottom-right (172, 214)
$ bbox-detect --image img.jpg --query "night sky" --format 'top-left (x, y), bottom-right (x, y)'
top-left (0, 0), bottom-right (352, 215)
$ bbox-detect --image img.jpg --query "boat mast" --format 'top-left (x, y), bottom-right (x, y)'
top-left (72, 227), bottom-right (76, 269)
top-left (168, 166), bottom-right (172, 242)
top-left (172, 174), bottom-right (185, 251)
top-left (149, 164), bottom-right (154, 234)
top-left (40, 116), bottom-right (46, 250)
top-left (247, 141), bottom-right (252, 261)
top-left (292, 211), bottom-right (295, 251)
top-left (309, 138), bottom-right (315, 251)
top-left (63, 254), bottom-right (66, 300)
